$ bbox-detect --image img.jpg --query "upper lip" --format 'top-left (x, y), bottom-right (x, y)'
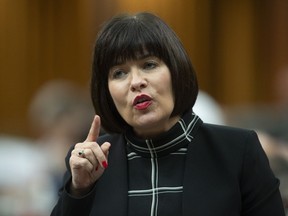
top-left (132, 94), bottom-right (152, 106)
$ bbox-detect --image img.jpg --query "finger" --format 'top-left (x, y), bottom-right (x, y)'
top-left (73, 140), bottom-right (111, 169)
top-left (74, 148), bottom-right (97, 164)
top-left (101, 142), bottom-right (111, 169)
top-left (70, 154), bottom-right (94, 173)
top-left (101, 142), bottom-right (111, 156)
top-left (100, 142), bottom-right (111, 169)
top-left (85, 115), bottom-right (101, 142)
top-left (74, 143), bottom-right (107, 169)
top-left (88, 142), bottom-right (111, 169)
top-left (78, 149), bottom-right (85, 157)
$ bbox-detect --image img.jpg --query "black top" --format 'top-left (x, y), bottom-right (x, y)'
top-left (125, 112), bottom-right (201, 215)
top-left (51, 111), bottom-right (285, 216)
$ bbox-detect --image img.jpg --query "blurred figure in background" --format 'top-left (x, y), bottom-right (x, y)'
top-left (193, 90), bottom-right (226, 125)
top-left (225, 65), bottom-right (288, 214)
top-left (0, 79), bottom-right (95, 215)
top-left (0, 135), bottom-right (54, 216)
top-left (257, 131), bottom-right (288, 214)
top-left (225, 65), bottom-right (288, 139)
top-left (28, 79), bottom-right (94, 193)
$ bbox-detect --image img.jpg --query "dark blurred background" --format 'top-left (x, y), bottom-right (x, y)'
top-left (1, 0), bottom-right (288, 138)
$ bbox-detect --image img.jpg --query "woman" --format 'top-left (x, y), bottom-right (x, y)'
top-left (51, 12), bottom-right (285, 215)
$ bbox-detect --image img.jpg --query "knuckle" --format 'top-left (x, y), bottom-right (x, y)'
top-left (74, 142), bottom-right (83, 148)
top-left (71, 159), bottom-right (86, 169)
top-left (71, 149), bottom-right (78, 155)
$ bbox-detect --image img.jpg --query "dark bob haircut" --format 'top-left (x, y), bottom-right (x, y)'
top-left (91, 12), bottom-right (198, 134)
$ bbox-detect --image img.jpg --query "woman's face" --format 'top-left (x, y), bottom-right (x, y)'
top-left (108, 55), bottom-right (179, 138)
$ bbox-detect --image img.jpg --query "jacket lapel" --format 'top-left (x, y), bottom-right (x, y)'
top-left (93, 134), bottom-right (128, 215)
top-left (182, 122), bottom-right (203, 216)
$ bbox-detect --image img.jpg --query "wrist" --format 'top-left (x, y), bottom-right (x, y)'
top-left (68, 182), bottom-right (93, 197)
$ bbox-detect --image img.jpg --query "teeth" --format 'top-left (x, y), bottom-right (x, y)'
top-left (137, 98), bottom-right (147, 103)
top-left (134, 95), bottom-right (151, 106)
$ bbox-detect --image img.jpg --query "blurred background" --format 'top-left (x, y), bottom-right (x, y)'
top-left (1, 0), bottom-right (288, 136)
top-left (1, 0), bottom-right (288, 215)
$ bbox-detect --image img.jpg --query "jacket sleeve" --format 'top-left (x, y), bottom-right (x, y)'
top-left (50, 173), bottom-right (97, 216)
top-left (240, 131), bottom-right (285, 216)
top-left (50, 147), bottom-right (97, 216)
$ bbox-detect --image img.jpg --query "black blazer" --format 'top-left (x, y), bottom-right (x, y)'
top-left (51, 123), bottom-right (285, 216)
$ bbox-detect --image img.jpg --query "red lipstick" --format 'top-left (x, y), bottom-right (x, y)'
top-left (133, 94), bottom-right (152, 110)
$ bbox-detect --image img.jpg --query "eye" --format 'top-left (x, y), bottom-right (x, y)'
top-left (110, 69), bottom-right (127, 79)
top-left (143, 61), bottom-right (157, 70)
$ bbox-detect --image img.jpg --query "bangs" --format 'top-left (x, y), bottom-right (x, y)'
top-left (101, 19), bottom-right (167, 70)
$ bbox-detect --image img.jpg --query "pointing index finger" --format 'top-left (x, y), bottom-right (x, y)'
top-left (85, 115), bottom-right (101, 142)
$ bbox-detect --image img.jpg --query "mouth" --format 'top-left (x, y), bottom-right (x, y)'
top-left (133, 94), bottom-right (152, 110)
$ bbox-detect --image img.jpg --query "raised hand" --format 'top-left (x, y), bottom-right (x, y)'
top-left (69, 115), bottom-right (111, 197)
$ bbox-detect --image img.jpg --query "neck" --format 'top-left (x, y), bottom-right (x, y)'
top-left (133, 115), bottom-right (180, 139)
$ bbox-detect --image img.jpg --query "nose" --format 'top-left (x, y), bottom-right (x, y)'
top-left (130, 69), bottom-right (148, 92)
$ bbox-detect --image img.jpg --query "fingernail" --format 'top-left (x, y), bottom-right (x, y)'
top-left (95, 165), bottom-right (99, 171)
top-left (102, 161), bottom-right (108, 169)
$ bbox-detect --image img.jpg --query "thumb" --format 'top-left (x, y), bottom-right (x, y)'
top-left (101, 142), bottom-right (111, 156)
top-left (99, 142), bottom-right (111, 169)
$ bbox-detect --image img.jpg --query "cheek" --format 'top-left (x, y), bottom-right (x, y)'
top-left (108, 83), bottom-right (117, 103)
top-left (159, 73), bottom-right (174, 100)
top-left (108, 82), bottom-right (125, 107)
top-left (164, 82), bottom-right (175, 110)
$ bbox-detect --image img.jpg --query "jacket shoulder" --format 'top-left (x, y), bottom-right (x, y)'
top-left (97, 133), bottom-right (123, 144)
top-left (194, 123), bottom-right (262, 166)
top-left (199, 123), bottom-right (258, 142)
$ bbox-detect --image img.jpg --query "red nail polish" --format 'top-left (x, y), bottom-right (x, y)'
top-left (102, 161), bottom-right (108, 169)
top-left (95, 165), bottom-right (99, 171)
